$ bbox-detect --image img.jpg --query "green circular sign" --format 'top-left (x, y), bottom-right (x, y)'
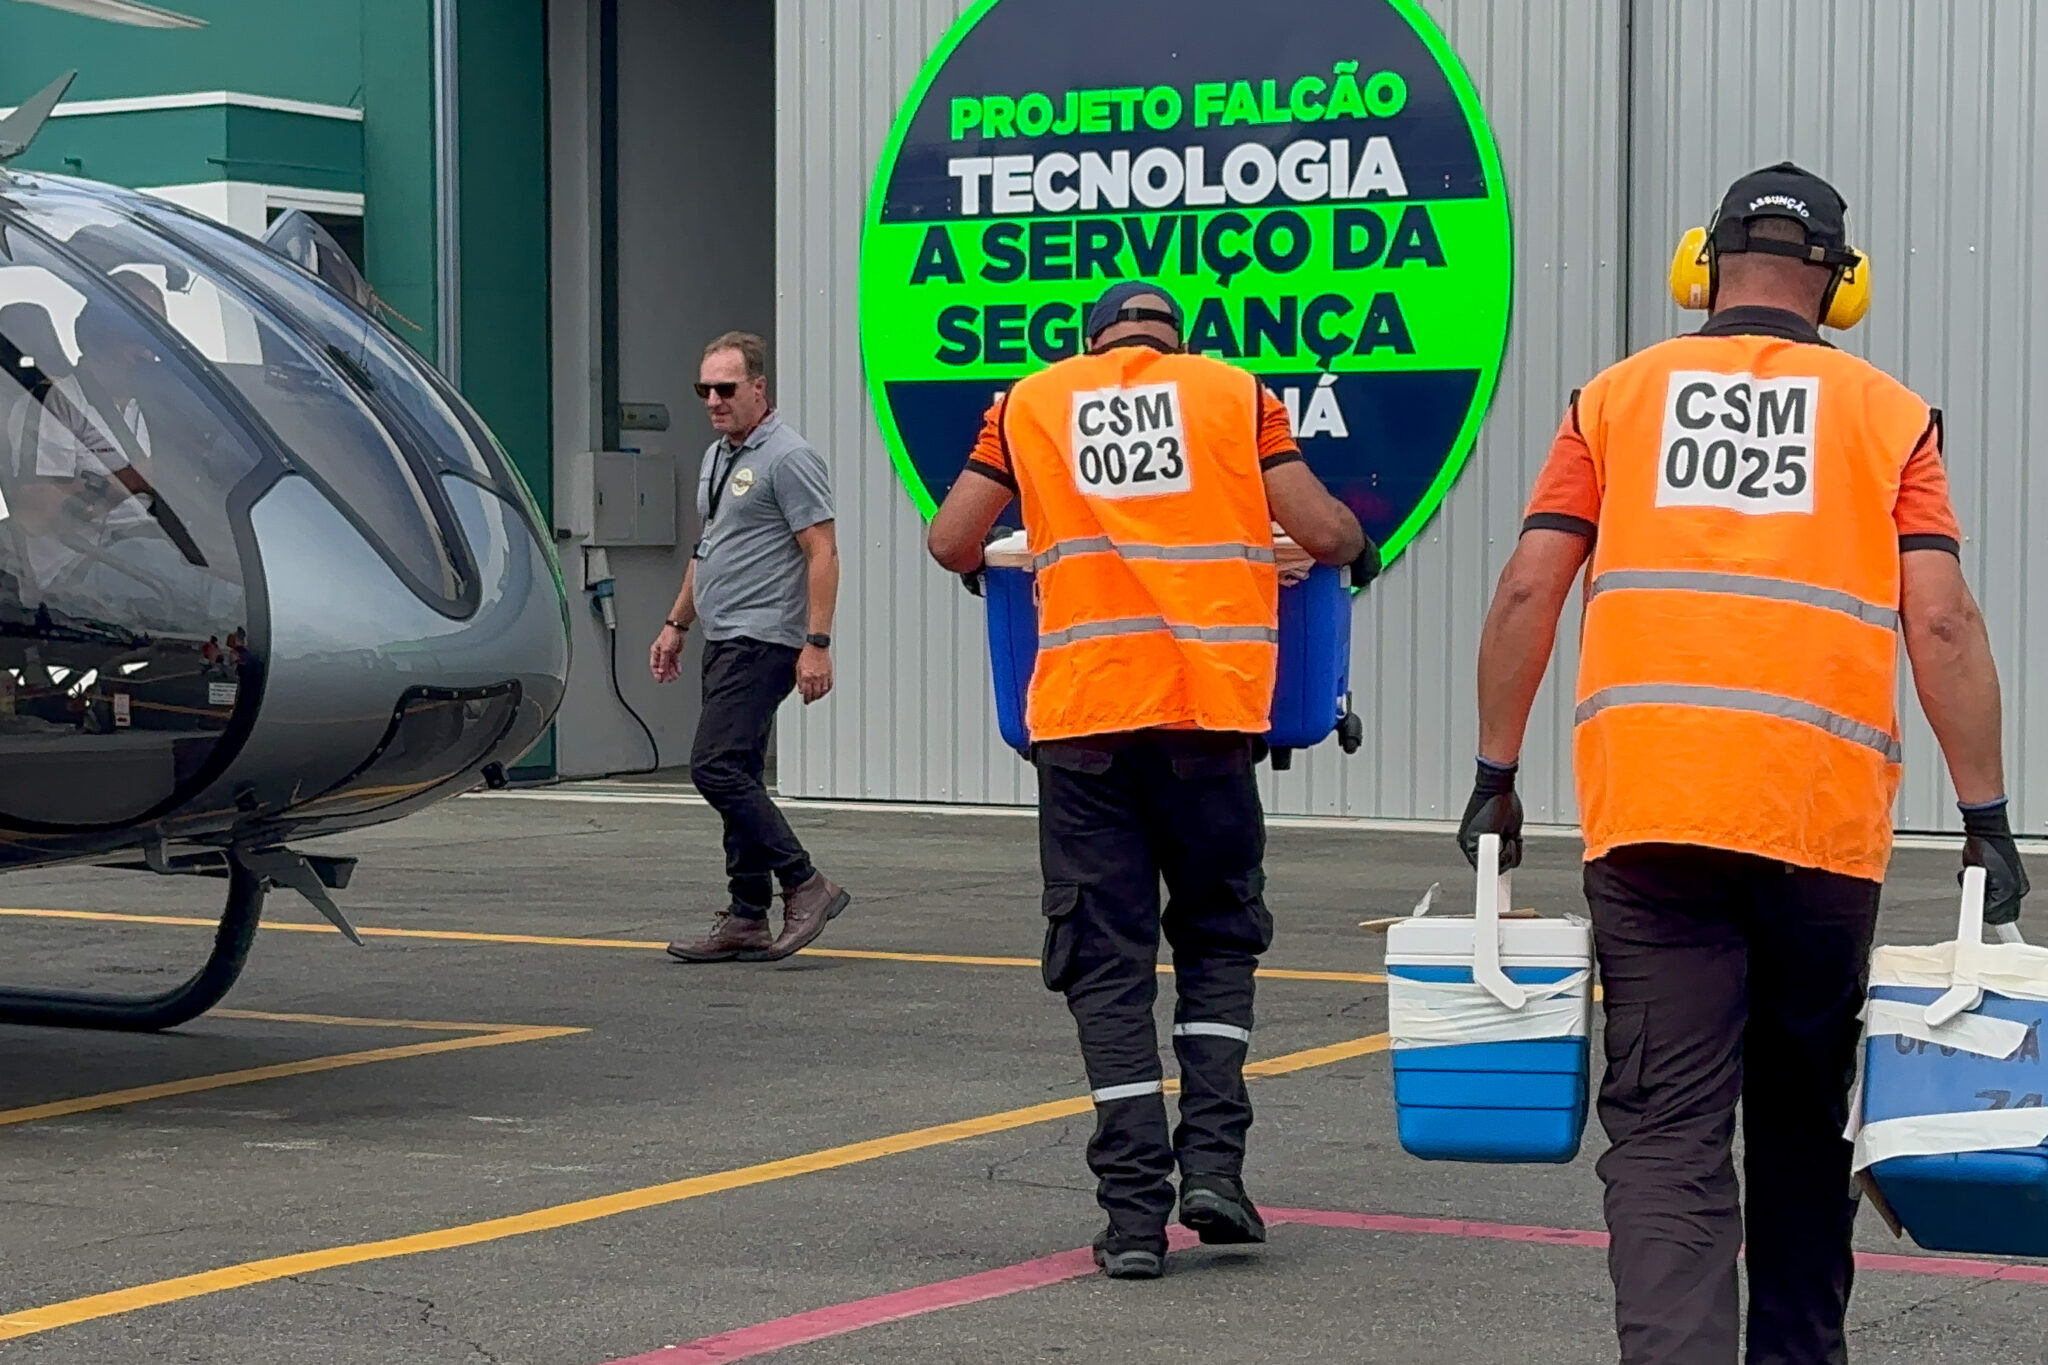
top-left (860, 0), bottom-right (1512, 562)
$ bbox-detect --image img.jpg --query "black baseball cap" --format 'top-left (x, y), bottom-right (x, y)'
top-left (1712, 161), bottom-right (1853, 261)
top-left (1085, 281), bottom-right (1185, 343)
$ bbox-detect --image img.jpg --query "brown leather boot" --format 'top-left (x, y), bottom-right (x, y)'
top-left (666, 910), bottom-right (775, 963)
top-left (763, 873), bottom-right (850, 960)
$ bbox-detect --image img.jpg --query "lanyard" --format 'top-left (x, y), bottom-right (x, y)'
top-left (704, 440), bottom-right (743, 527)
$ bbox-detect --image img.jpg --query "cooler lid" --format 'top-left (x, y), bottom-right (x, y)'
top-left (984, 531), bottom-right (1031, 569)
top-left (1386, 916), bottom-right (1592, 968)
top-left (980, 529), bottom-right (1302, 572)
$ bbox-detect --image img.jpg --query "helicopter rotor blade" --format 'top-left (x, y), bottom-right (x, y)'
top-left (0, 70), bottom-right (76, 164)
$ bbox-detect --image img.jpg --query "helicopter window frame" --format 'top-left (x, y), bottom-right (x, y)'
top-left (0, 180), bottom-right (482, 622)
top-left (109, 188), bottom-right (548, 551)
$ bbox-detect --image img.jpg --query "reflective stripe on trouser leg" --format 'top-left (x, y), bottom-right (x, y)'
top-left (1054, 876), bottom-right (1174, 1232)
top-left (1168, 949), bottom-right (1260, 1181)
top-left (1072, 986), bottom-right (1173, 1231)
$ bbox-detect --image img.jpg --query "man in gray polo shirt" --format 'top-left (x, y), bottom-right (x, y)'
top-left (650, 330), bottom-right (849, 962)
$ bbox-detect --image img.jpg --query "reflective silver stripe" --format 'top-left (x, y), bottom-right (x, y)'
top-left (1128, 542), bottom-right (1277, 564)
top-left (1029, 539), bottom-right (1277, 572)
top-left (1173, 1022), bottom-right (1252, 1043)
top-left (1091, 1080), bottom-right (1165, 1104)
top-left (1030, 536), bottom-right (1115, 571)
top-left (1169, 623), bottom-right (1279, 644)
top-left (1588, 570), bottom-right (1898, 630)
top-left (1575, 684), bottom-right (1903, 762)
top-left (1039, 616), bottom-right (1170, 648)
top-left (1037, 619), bottom-right (1278, 649)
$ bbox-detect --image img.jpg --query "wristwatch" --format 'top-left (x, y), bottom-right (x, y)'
top-left (806, 632), bottom-right (832, 649)
top-left (664, 617), bottom-right (690, 632)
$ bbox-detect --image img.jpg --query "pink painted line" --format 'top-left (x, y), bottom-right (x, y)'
top-left (607, 1228), bottom-right (1204, 1364)
top-left (1268, 1207), bottom-right (1610, 1250)
top-left (1267, 1207), bottom-right (2048, 1282)
top-left (598, 1209), bottom-right (2048, 1365)
top-left (1853, 1251), bottom-right (2048, 1284)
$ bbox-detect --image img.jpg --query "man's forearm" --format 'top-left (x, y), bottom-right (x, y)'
top-left (806, 547), bottom-right (839, 636)
top-left (1908, 594), bottom-right (2006, 805)
top-left (1474, 538), bottom-right (1583, 764)
top-left (1476, 597), bottom-right (1562, 765)
top-left (668, 560), bottom-right (698, 627)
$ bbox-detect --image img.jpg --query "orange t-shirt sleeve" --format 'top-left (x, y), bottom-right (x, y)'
top-left (1895, 410), bottom-right (1963, 554)
top-left (963, 396), bottom-right (1015, 489)
top-left (1254, 385), bottom-right (1302, 471)
top-left (1521, 397), bottom-right (1601, 537)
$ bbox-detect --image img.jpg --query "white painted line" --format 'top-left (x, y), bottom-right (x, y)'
top-left (0, 91), bottom-right (364, 121)
top-left (469, 787), bottom-right (1570, 837)
top-left (468, 787), bottom-right (2034, 852)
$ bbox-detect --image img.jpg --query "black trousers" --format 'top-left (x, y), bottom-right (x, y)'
top-left (1036, 732), bottom-right (1273, 1235)
top-left (690, 637), bottom-right (813, 912)
top-left (1587, 844), bottom-right (1881, 1365)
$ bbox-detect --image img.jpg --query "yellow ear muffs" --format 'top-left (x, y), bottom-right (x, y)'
top-left (1821, 248), bottom-right (1871, 330)
top-left (1669, 227), bottom-right (1714, 310)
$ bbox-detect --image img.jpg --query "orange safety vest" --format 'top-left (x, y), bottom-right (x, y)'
top-left (1000, 345), bottom-right (1277, 743)
top-left (1572, 332), bottom-right (1935, 881)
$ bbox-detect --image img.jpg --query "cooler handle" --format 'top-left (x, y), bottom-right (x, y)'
top-left (1473, 833), bottom-right (1528, 1011)
top-left (1927, 867), bottom-right (1989, 1028)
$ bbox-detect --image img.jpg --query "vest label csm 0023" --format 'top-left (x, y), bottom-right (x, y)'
top-left (1067, 381), bottom-right (1190, 498)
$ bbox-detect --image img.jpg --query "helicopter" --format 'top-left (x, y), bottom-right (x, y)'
top-left (0, 73), bottom-right (572, 1031)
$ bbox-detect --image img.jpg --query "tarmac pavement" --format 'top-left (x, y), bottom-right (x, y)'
top-left (1, 784), bottom-right (2044, 1363)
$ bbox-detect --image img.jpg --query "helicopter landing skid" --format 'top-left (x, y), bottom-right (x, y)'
top-left (0, 858), bottom-right (266, 1031)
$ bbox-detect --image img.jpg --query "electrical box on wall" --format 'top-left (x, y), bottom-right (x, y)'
top-left (590, 449), bottom-right (678, 547)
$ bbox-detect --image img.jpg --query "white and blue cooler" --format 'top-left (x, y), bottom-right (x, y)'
top-left (980, 530), bottom-right (1353, 759)
top-left (1853, 867), bottom-right (2048, 1257)
top-left (1386, 834), bottom-right (1593, 1163)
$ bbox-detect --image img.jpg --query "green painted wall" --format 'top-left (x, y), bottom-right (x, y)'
top-left (0, 0), bottom-right (365, 107)
top-left (454, 0), bottom-right (555, 781)
top-left (357, 0), bottom-right (438, 361)
top-left (454, 0), bottom-right (552, 521)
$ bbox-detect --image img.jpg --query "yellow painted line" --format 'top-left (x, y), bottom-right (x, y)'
top-left (0, 1031), bottom-right (1390, 1342)
top-left (1261, 968), bottom-right (1388, 985)
top-left (0, 1025), bottom-right (583, 1130)
top-left (208, 1009), bottom-right (541, 1034)
top-left (0, 907), bottom-right (1388, 984)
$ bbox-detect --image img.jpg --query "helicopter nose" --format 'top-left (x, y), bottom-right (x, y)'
top-left (0, 173), bottom-right (568, 846)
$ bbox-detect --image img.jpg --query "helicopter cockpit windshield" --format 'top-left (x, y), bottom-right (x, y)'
top-left (0, 216), bottom-right (266, 827)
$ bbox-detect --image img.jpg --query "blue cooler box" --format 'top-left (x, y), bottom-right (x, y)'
top-left (1860, 981), bottom-right (2048, 1256)
top-left (982, 536), bottom-right (1350, 755)
top-left (1385, 914), bottom-right (1593, 1164)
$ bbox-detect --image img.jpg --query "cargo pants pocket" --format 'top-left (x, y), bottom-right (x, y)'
top-left (1601, 1001), bottom-right (1649, 1101)
top-left (1040, 883), bottom-right (1083, 992)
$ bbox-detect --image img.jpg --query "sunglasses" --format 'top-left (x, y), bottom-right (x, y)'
top-left (694, 381), bottom-right (742, 399)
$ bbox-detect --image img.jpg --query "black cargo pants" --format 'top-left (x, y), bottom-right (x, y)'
top-left (1587, 844), bottom-right (1882, 1365)
top-left (1035, 732), bottom-right (1273, 1236)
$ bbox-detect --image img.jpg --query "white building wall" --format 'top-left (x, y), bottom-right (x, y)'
top-left (774, 0), bottom-right (2048, 836)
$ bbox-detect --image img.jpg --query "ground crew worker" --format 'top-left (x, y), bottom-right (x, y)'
top-left (927, 281), bottom-right (1375, 1280)
top-left (1461, 162), bottom-right (2030, 1363)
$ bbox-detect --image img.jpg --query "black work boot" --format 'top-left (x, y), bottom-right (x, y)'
top-left (1092, 1225), bottom-right (1167, 1280)
top-left (1178, 1175), bottom-right (1266, 1245)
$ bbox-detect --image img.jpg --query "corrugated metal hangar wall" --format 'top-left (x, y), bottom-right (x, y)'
top-left (773, 0), bottom-right (2048, 835)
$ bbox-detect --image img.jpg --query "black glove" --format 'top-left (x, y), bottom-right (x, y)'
top-left (960, 569), bottom-right (985, 598)
top-left (1350, 537), bottom-right (1382, 589)
top-left (1457, 757), bottom-right (1524, 871)
top-left (1961, 798), bottom-right (2030, 926)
